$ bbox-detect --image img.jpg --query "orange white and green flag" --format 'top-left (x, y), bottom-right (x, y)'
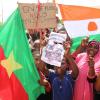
top-left (58, 0), bottom-right (100, 52)
top-left (0, 8), bottom-right (44, 100)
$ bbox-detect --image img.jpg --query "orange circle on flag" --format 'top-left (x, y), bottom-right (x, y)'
top-left (88, 22), bottom-right (97, 31)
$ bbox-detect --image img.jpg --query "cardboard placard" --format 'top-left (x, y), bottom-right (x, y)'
top-left (18, 3), bottom-right (57, 29)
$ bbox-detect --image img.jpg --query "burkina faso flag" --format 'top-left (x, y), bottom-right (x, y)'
top-left (0, 8), bottom-right (45, 100)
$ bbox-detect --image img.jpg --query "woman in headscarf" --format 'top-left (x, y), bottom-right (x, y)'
top-left (73, 40), bottom-right (100, 100)
top-left (87, 41), bottom-right (100, 100)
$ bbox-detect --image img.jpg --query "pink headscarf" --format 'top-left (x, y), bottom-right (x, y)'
top-left (87, 40), bottom-right (99, 50)
top-left (73, 41), bottom-right (100, 100)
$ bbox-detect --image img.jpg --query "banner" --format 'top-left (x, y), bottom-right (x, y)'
top-left (18, 3), bottom-right (57, 29)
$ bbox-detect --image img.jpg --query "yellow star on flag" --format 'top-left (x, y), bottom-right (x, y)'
top-left (1, 51), bottom-right (22, 77)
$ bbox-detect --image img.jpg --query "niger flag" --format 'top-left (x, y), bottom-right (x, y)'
top-left (0, 8), bottom-right (44, 100)
top-left (58, 0), bottom-right (100, 52)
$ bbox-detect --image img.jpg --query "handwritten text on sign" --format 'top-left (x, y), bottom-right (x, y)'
top-left (18, 3), bottom-right (57, 29)
top-left (41, 32), bottom-right (67, 67)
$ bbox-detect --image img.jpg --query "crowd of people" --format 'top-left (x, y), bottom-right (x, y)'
top-left (26, 21), bottom-right (100, 100)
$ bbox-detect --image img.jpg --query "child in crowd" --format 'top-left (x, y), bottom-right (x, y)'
top-left (33, 50), bottom-right (51, 100)
top-left (40, 42), bottom-right (79, 100)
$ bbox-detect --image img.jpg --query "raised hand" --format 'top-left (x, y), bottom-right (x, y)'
top-left (63, 41), bottom-right (71, 55)
top-left (88, 56), bottom-right (94, 67)
top-left (81, 36), bottom-right (89, 48)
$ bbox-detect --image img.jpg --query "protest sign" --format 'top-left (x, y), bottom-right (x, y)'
top-left (41, 32), bottom-right (67, 66)
top-left (48, 32), bottom-right (67, 43)
top-left (18, 3), bottom-right (57, 29)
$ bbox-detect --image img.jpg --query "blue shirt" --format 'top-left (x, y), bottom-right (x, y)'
top-left (48, 71), bottom-right (74, 100)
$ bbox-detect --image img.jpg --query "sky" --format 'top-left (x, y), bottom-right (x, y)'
top-left (0, 0), bottom-right (100, 23)
top-left (0, 0), bottom-right (53, 22)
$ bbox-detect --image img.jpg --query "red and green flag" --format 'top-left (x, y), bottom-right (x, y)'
top-left (0, 8), bottom-right (45, 100)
